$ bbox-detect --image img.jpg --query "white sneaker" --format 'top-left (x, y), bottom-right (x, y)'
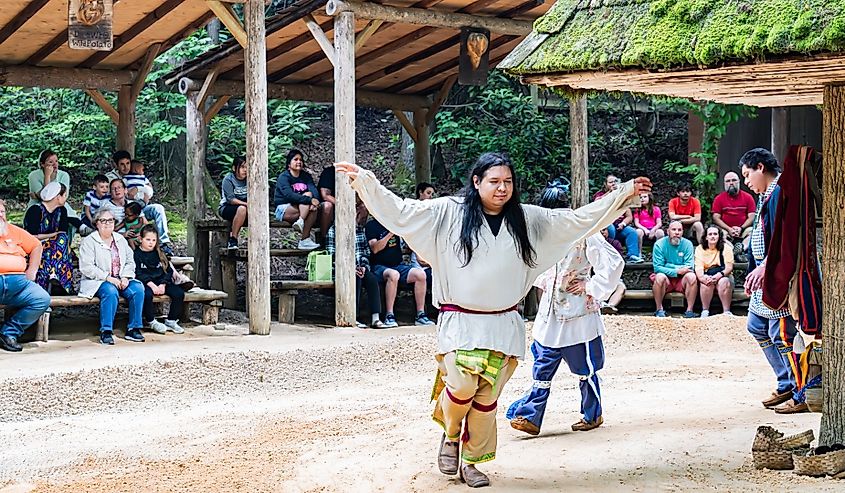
top-left (165, 319), bottom-right (185, 334)
top-left (700, 309), bottom-right (710, 318)
top-left (149, 320), bottom-right (168, 334)
top-left (292, 217), bottom-right (304, 233)
top-left (297, 238), bottom-right (319, 250)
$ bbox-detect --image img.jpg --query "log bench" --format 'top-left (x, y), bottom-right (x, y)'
top-left (622, 288), bottom-right (749, 308)
top-left (219, 247), bottom-right (314, 309)
top-left (1, 289), bottom-right (228, 343)
top-left (270, 279), bottom-right (334, 323)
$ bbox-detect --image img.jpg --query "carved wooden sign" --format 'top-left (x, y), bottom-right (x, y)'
top-left (68, 0), bottom-right (113, 51)
top-left (459, 27), bottom-right (490, 86)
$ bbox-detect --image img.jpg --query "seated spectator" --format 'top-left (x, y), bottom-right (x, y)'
top-left (125, 160), bottom-right (154, 206)
top-left (601, 227), bottom-right (624, 256)
top-left (81, 174), bottom-right (110, 235)
top-left (633, 192), bottom-right (664, 251)
top-left (27, 150), bottom-right (78, 220)
top-left (365, 218), bottom-right (434, 327)
top-left (416, 182), bottom-right (436, 200)
top-left (78, 209), bottom-right (146, 345)
top-left (326, 201), bottom-right (387, 329)
top-left (695, 225), bottom-right (735, 318)
top-left (651, 220), bottom-right (698, 318)
top-left (101, 179), bottom-right (128, 226)
top-left (122, 202), bottom-right (146, 249)
top-left (711, 171), bottom-right (756, 255)
top-left (273, 149), bottom-right (320, 250)
top-left (595, 174), bottom-right (643, 263)
top-left (0, 199), bottom-right (51, 352)
top-left (107, 150), bottom-right (174, 256)
top-left (600, 281), bottom-right (627, 314)
top-left (23, 182), bottom-right (79, 295)
top-left (317, 163), bottom-right (337, 238)
top-left (134, 224), bottom-right (186, 335)
top-left (219, 157), bottom-right (248, 250)
top-left (668, 182), bottom-right (704, 244)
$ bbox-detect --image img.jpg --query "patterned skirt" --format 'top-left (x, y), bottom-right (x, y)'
top-left (36, 232), bottom-right (74, 293)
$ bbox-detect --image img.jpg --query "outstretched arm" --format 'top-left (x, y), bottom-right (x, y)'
top-left (584, 233), bottom-right (625, 301)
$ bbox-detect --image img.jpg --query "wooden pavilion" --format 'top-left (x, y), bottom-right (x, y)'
top-left (164, 0), bottom-right (552, 330)
top-left (499, 0), bottom-right (845, 444)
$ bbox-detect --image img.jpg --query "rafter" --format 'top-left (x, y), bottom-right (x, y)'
top-left (0, 0), bottom-right (51, 47)
top-left (302, 13), bottom-right (336, 66)
top-left (206, 0), bottom-right (248, 49)
top-left (354, 19), bottom-right (384, 50)
top-left (204, 95), bottom-right (231, 124)
top-left (130, 43), bottom-right (161, 103)
top-left (392, 110), bottom-right (417, 142)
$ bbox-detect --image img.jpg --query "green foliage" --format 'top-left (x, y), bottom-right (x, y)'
top-left (268, 100), bottom-right (318, 177)
top-left (516, 0), bottom-right (845, 73)
top-left (431, 72), bottom-right (571, 194)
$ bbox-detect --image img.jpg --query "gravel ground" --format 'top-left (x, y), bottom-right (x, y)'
top-left (0, 315), bottom-right (837, 492)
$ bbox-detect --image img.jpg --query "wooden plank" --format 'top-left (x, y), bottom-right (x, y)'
top-left (392, 109), bottom-right (417, 142)
top-left (117, 85), bottom-right (135, 156)
top-left (219, 248), bottom-right (313, 258)
top-left (80, 0), bottom-right (186, 69)
top-left (271, 280), bottom-right (335, 290)
top-left (206, 0), bottom-right (248, 49)
top-left (426, 74), bottom-right (456, 125)
top-left (25, 31), bottom-right (67, 66)
top-left (41, 290), bottom-right (228, 308)
top-left (130, 43), bottom-right (161, 103)
top-left (326, 0), bottom-right (533, 35)
top-left (84, 89), bottom-right (119, 124)
top-left (125, 11), bottom-right (216, 71)
top-left (622, 289), bottom-right (749, 301)
top-left (0, 0), bottom-right (51, 47)
top-left (303, 13), bottom-right (336, 67)
top-left (357, 33), bottom-right (460, 87)
top-left (334, 10), bottom-right (356, 327)
top-left (277, 290), bottom-right (297, 323)
top-left (355, 19), bottom-right (384, 50)
top-left (204, 95), bottom-right (231, 124)
top-left (569, 92), bottom-right (588, 208)
top-left (245, 0), bottom-right (271, 334)
top-left (413, 108), bottom-right (431, 183)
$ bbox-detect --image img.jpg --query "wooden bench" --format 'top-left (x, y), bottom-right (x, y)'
top-left (2, 289), bottom-right (228, 343)
top-left (623, 262), bottom-right (750, 271)
top-left (219, 248), bottom-right (314, 309)
top-left (622, 288), bottom-right (749, 308)
top-left (270, 279), bottom-right (334, 323)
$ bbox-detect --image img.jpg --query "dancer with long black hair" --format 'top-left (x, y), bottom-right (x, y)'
top-left (337, 153), bottom-right (650, 487)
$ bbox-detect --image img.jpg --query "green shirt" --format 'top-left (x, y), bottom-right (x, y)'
top-left (652, 236), bottom-right (695, 277)
top-left (27, 169), bottom-right (77, 216)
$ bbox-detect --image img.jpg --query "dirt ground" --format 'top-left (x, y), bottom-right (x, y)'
top-left (0, 314), bottom-right (841, 493)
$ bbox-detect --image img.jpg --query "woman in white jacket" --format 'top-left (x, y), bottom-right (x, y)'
top-left (79, 209), bottom-right (145, 345)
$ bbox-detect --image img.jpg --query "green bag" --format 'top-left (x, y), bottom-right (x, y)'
top-left (306, 250), bottom-right (333, 281)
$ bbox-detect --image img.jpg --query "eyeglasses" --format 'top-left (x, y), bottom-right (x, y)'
top-left (97, 218), bottom-right (115, 224)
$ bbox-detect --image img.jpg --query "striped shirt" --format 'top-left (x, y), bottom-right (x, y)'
top-left (749, 175), bottom-right (790, 319)
top-left (83, 190), bottom-right (110, 214)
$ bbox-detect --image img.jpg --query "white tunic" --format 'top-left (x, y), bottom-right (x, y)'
top-left (350, 170), bottom-right (638, 358)
top-left (532, 233), bottom-right (625, 348)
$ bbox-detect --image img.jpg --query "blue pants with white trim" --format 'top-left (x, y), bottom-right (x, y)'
top-left (506, 337), bottom-right (605, 430)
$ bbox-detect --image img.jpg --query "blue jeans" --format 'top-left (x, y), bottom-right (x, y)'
top-left (607, 225), bottom-right (640, 258)
top-left (96, 280), bottom-right (145, 333)
top-left (0, 274), bottom-right (50, 338)
top-left (747, 312), bottom-right (803, 400)
top-left (142, 204), bottom-right (171, 244)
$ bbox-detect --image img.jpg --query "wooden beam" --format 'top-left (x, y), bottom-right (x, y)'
top-left (244, 0), bottom-right (271, 334)
top-left (204, 95), bottom-right (231, 124)
top-left (198, 66), bottom-right (221, 109)
top-left (392, 110), bottom-right (417, 142)
top-left (426, 74), bottom-right (456, 125)
top-left (130, 43), bottom-right (161, 103)
top-left (81, 0), bottom-right (185, 69)
top-left (125, 12), bottom-right (215, 71)
top-left (334, 10), bottom-right (357, 327)
top-left (207, 0), bottom-right (248, 49)
top-left (84, 89), bottom-right (119, 124)
top-left (413, 109), bottom-right (431, 183)
top-left (0, 0), bottom-right (51, 47)
top-left (303, 13), bottom-right (336, 67)
top-left (569, 92), bottom-right (589, 208)
top-left (326, 0), bottom-right (533, 35)
top-left (25, 31), bottom-right (67, 65)
top-left (354, 19), bottom-right (384, 50)
top-left (117, 85), bottom-right (136, 156)
top-left (357, 33), bottom-right (460, 87)
top-left (0, 65), bottom-right (135, 91)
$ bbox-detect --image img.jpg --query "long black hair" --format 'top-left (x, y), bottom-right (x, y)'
top-left (456, 152), bottom-right (536, 267)
top-left (285, 148), bottom-right (304, 169)
top-left (539, 177), bottom-right (571, 209)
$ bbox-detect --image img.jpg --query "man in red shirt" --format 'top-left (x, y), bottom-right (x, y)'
top-left (668, 182), bottom-right (704, 244)
top-left (0, 199), bottom-right (51, 352)
top-left (711, 171), bottom-right (756, 253)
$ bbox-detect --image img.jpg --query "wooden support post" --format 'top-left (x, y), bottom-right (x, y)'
top-left (198, 66), bottom-right (221, 109)
top-left (277, 290), bottom-right (298, 324)
top-left (221, 257), bottom-right (238, 309)
top-left (210, 230), bottom-right (227, 290)
top-left (413, 108), bottom-right (431, 184)
top-left (303, 14), bottom-right (336, 67)
top-left (569, 92), bottom-right (589, 208)
top-left (185, 91), bottom-right (209, 286)
top-left (203, 300), bottom-right (222, 325)
top-left (820, 83), bottom-right (845, 444)
top-left (117, 85), bottom-right (136, 156)
top-left (35, 310), bottom-right (50, 343)
top-left (392, 110), bottom-right (417, 142)
top-left (771, 107), bottom-right (789, 164)
top-left (204, 95), bottom-right (231, 124)
top-left (84, 89), bottom-right (119, 124)
top-left (206, 0), bottom-right (248, 49)
top-left (334, 10), bottom-right (357, 327)
top-left (181, 302), bottom-right (194, 323)
top-left (245, 0), bottom-right (271, 334)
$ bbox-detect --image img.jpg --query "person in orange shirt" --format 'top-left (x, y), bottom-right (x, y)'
top-left (667, 182), bottom-right (704, 244)
top-left (0, 199), bottom-right (51, 352)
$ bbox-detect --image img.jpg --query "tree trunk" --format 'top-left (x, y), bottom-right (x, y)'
top-left (821, 83), bottom-right (845, 445)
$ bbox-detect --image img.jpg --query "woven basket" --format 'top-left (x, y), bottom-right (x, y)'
top-left (753, 426), bottom-right (785, 451)
top-left (793, 449), bottom-right (845, 477)
top-left (753, 449), bottom-right (802, 470)
top-left (777, 430), bottom-right (815, 450)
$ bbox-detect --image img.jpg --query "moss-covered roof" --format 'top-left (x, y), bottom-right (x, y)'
top-left (501, 0), bottom-right (845, 74)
